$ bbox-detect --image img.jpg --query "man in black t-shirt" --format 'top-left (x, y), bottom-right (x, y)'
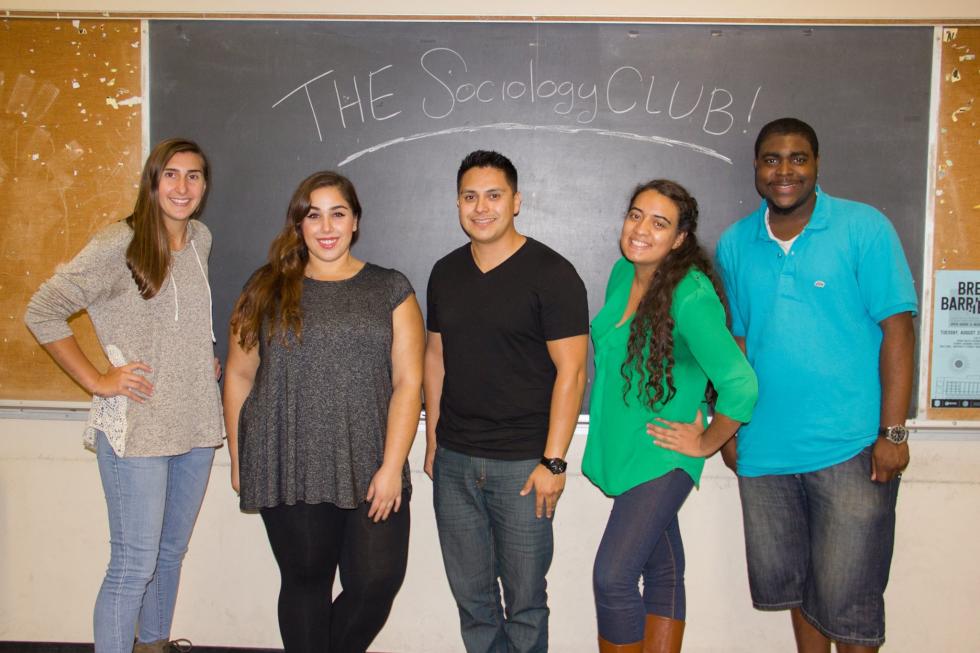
top-left (423, 150), bottom-right (589, 653)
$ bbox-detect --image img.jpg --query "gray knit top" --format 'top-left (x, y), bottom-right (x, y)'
top-left (237, 264), bottom-right (413, 511)
top-left (25, 220), bottom-right (224, 457)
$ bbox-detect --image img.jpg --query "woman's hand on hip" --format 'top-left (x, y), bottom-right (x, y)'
top-left (93, 361), bottom-right (153, 403)
top-left (648, 409), bottom-right (709, 457)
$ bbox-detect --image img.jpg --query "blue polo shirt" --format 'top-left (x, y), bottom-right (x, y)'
top-left (716, 189), bottom-right (917, 477)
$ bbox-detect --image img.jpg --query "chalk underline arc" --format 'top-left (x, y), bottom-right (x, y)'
top-left (335, 122), bottom-right (732, 167)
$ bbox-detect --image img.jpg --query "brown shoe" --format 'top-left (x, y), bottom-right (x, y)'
top-left (643, 614), bottom-right (684, 653)
top-left (599, 635), bottom-right (644, 652)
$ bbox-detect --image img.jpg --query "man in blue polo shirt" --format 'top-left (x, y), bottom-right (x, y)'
top-left (716, 117), bottom-right (917, 653)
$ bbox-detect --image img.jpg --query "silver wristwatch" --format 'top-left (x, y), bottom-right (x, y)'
top-left (878, 424), bottom-right (909, 445)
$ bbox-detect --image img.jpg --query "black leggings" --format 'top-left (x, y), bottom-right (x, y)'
top-left (260, 492), bottom-right (410, 653)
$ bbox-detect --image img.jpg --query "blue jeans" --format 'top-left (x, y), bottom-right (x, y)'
top-left (94, 432), bottom-right (214, 653)
top-left (433, 446), bottom-right (553, 653)
top-left (592, 470), bottom-right (694, 644)
top-left (738, 445), bottom-right (900, 647)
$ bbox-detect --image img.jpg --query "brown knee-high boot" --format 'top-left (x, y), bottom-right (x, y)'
top-left (598, 635), bottom-right (644, 652)
top-left (643, 614), bottom-right (685, 653)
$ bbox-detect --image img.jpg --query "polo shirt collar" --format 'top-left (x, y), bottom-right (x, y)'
top-left (753, 185), bottom-right (828, 241)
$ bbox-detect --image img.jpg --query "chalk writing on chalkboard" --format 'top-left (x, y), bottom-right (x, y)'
top-left (272, 46), bottom-right (763, 166)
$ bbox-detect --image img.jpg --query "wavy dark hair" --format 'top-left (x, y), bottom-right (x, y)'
top-left (125, 138), bottom-right (210, 299)
top-left (230, 171), bottom-right (362, 350)
top-left (620, 179), bottom-right (728, 410)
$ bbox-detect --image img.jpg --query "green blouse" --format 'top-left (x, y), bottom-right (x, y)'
top-left (583, 258), bottom-right (757, 495)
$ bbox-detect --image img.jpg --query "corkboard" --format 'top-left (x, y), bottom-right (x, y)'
top-left (928, 26), bottom-right (980, 421)
top-left (0, 18), bottom-right (142, 402)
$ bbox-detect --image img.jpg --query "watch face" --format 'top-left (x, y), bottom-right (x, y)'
top-left (886, 426), bottom-right (909, 444)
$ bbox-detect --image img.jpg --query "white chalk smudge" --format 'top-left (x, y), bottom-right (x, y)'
top-left (951, 99), bottom-right (974, 123)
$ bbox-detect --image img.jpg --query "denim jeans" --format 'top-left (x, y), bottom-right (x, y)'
top-left (592, 469), bottom-right (694, 644)
top-left (738, 445), bottom-right (900, 647)
top-left (433, 446), bottom-right (553, 653)
top-left (94, 431), bottom-right (214, 653)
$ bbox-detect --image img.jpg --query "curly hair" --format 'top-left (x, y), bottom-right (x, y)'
top-left (620, 179), bottom-right (728, 410)
top-left (230, 171), bottom-right (362, 350)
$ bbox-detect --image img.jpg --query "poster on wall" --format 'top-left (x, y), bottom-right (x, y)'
top-left (931, 270), bottom-right (980, 409)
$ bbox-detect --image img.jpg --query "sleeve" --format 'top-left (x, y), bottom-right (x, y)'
top-left (425, 263), bottom-right (440, 333)
top-left (714, 233), bottom-right (746, 338)
top-left (540, 258), bottom-right (590, 341)
top-left (192, 220), bottom-right (213, 258)
top-left (387, 268), bottom-right (414, 312)
top-left (675, 283), bottom-right (758, 423)
top-left (24, 225), bottom-right (127, 344)
top-left (856, 217), bottom-right (918, 323)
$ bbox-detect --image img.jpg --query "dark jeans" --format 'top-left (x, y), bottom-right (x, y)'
top-left (592, 469), bottom-right (694, 644)
top-left (260, 492), bottom-right (410, 653)
top-left (433, 446), bottom-right (553, 653)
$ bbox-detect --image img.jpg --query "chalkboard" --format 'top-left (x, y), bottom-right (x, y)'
top-left (150, 21), bottom-right (933, 410)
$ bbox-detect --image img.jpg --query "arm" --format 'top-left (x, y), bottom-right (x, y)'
top-left (650, 409), bottom-right (745, 459)
top-left (25, 226), bottom-right (153, 401)
top-left (222, 327), bottom-right (260, 494)
top-left (367, 295), bottom-right (425, 522)
top-left (519, 334), bottom-right (588, 519)
top-left (719, 335), bottom-right (747, 473)
top-left (422, 330), bottom-right (444, 480)
top-left (871, 311), bottom-right (914, 482)
top-left (648, 290), bottom-right (758, 459)
top-left (39, 336), bottom-right (154, 402)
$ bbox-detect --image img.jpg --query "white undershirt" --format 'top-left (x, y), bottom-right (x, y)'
top-left (764, 208), bottom-right (800, 254)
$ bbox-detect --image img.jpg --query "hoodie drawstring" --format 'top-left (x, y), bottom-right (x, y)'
top-left (190, 239), bottom-right (216, 343)
top-left (169, 235), bottom-right (216, 344)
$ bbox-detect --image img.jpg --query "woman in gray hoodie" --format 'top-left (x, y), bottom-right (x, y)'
top-left (25, 138), bottom-right (224, 653)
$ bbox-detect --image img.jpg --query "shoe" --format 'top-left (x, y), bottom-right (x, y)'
top-left (133, 638), bottom-right (193, 653)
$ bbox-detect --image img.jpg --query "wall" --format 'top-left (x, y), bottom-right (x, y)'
top-left (2, 1), bottom-right (980, 651)
top-left (2, 421), bottom-right (979, 651)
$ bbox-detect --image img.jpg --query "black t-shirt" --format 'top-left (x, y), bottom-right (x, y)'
top-left (426, 237), bottom-right (589, 460)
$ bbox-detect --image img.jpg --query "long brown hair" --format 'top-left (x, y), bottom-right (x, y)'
top-left (621, 179), bottom-right (728, 410)
top-left (230, 171), bottom-right (363, 351)
top-left (125, 138), bottom-right (210, 299)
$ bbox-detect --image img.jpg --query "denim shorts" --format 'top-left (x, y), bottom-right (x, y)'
top-left (738, 445), bottom-right (900, 647)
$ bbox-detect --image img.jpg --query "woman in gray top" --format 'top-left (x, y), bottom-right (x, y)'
top-left (25, 138), bottom-right (224, 653)
top-left (223, 171), bottom-right (424, 653)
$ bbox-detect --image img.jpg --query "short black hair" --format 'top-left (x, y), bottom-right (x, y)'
top-left (754, 117), bottom-right (819, 158)
top-left (457, 150), bottom-right (518, 193)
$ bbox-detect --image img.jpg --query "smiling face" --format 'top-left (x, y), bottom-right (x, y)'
top-left (754, 132), bottom-right (819, 219)
top-left (301, 185), bottom-right (358, 274)
top-left (457, 166), bottom-right (522, 247)
top-left (620, 189), bottom-right (687, 272)
top-left (156, 151), bottom-right (206, 226)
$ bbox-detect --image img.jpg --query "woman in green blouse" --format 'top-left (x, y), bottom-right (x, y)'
top-left (583, 180), bottom-right (757, 653)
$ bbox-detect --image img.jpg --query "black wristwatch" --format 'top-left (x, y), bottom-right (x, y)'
top-left (540, 456), bottom-right (568, 475)
top-left (878, 424), bottom-right (909, 445)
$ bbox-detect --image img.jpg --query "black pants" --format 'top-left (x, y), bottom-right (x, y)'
top-left (260, 492), bottom-right (411, 653)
